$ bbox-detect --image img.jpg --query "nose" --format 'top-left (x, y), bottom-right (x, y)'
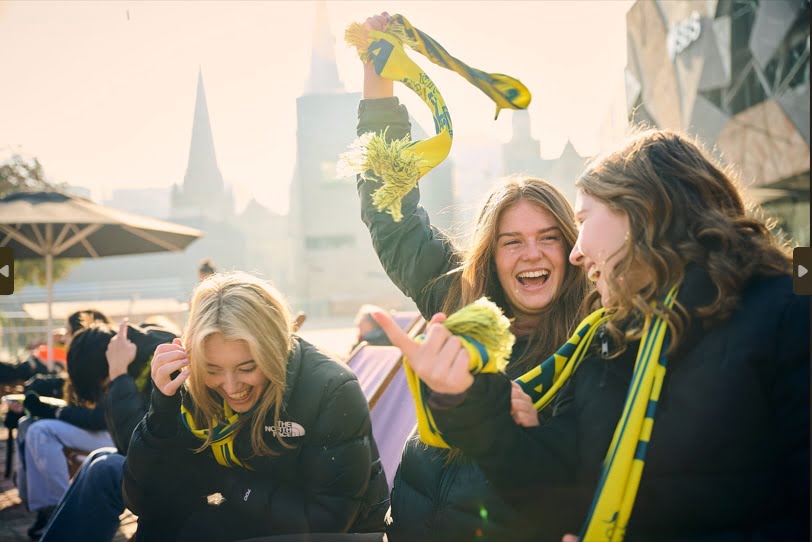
top-left (222, 372), bottom-right (240, 393)
top-left (569, 238), bottom-right (584, 267)
top-left (522, 239), bottom-right (543, 260)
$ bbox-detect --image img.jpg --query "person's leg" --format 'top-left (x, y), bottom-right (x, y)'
top-left (39, 448), bottom-right (124, 542)
top-left (24, 419), bottom-right (115, 510)
top-left (15, 416), bottom-right (34, 506)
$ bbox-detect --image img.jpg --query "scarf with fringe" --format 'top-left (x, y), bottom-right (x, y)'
top-left (339, 14), bottom-right (531, 222)
top-left (413, 286), bottom-right (679, 541)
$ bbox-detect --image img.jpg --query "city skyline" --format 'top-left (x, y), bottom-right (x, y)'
top-left (0, 0), bottom-right (633, 215)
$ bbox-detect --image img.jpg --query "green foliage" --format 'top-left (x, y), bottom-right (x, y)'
top-left (1, 152), bottom-right (79, 288)
top-left (0, 153), bottom-right (65, 198)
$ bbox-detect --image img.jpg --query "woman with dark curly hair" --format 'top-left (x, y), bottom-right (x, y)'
top-left (378, 129), bottom-right (809, 542)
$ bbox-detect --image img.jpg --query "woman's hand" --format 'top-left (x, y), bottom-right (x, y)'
top-left (372, 311), bottom-right (474, 395)
top-left (362, 12), bottom-right (393, 99)
top-left (510, 381), bottom-right (539, 427)
top-left (107, 320), bottom-right (137, 380)
top-left (151, 338), bottom-right (189, 396)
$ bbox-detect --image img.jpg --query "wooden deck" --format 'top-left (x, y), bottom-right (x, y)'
top-left (0, 421), bottom-right (138, 541)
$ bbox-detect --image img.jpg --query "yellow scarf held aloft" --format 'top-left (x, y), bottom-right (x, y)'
top-left (404, 297), bottom-right (515, 449)
top-left (339, 14), bottom-right (531, 222)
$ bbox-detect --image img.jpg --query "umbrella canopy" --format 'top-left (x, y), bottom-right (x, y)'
top-left (0, 190), bottom-right (203, 366)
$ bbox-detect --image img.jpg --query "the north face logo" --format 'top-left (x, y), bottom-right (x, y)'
top-left (265, 421), bottom-right (306, 437)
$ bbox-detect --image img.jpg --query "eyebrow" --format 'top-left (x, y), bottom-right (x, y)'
top-left (497, 226), bottom-right (561, 239)
top-left (205, 359), bottom-right (255, 368)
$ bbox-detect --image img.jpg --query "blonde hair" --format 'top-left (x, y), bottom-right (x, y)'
top-left (577, 128), bottom-right (791, 354)
top-left (183, 271), bottom-right (294, 457)
top-left (440, 175), bottom-right (591, 375)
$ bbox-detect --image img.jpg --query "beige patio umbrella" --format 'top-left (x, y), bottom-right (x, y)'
top-left (0, 190), bottom-right (203, 368)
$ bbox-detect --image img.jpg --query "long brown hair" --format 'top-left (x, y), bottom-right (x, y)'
top-left (184, 272), bottom-right (294, 457)
top-left (576, 129), bottom-right (791, 353)
top-left (440, 176), bottom-right (591, 376)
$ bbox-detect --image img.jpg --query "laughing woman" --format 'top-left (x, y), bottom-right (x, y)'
top-left (351, 13), bottom-right (591, 542)
top-left (122, 272), bottom-right (389, 542)
top-left (377, 129), bottom-right (810, 541)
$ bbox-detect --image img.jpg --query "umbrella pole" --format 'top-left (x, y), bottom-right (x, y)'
top-left (46, 251), bottom-right (54, 372)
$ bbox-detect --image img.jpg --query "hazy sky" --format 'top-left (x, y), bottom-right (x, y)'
top-left (0, 0), bottom-right (633, 215)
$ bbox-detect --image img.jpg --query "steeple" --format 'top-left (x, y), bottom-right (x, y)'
top-left (511, 109), bottom-right (533, 141)
top-left (172, 68), bottom-right (230, 221)
top-left (183, 68), bottom-right (224, 198)
top-left (304, 0), bottom-right (344, 94)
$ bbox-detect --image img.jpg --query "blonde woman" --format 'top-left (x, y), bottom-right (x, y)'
top-left (122, 272), bottom-right (388, 541)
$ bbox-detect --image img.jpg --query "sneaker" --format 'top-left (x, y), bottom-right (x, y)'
top-left (27, 505), bottom-right (55, 541)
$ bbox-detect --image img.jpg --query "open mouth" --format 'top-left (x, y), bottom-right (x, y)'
top-left (227, 388), bottom-right (251, 402)
top-left (516, 269), bottom-right (550, 288)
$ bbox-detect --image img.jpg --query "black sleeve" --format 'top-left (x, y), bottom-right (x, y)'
top-left (122, 387), bottom-right (214, 522)
top-left (101, 374), bottom-right (148, 454)
top-left (57, 405), bottom-right (107, 431)
top-left (764, 292), bottom-right (809, 539)
top-left (432, 374), bottom-right (578, 493)
top-left (220, 378), bottom-right (379, 533)
top-left (356, 97), bottom-right (459, 318)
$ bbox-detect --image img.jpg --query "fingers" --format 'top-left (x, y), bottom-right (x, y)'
top-left (510, 382), bottom-right (539, 427)
top-left (562, 535), bottom-right (579, 542)
top-left (118, 319), bottom-right (129, 339)
top-left (371, 311), bottom-right (418, 359)
top-left (163, 367), bottom-right (190, 396)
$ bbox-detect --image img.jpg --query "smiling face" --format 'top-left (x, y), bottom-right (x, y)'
top-left (493, 199), bottom-right (567, 323)
top-left (570, 191), bottom-right (631, 305)
top-left (202, 333), bottom-right (269, 413)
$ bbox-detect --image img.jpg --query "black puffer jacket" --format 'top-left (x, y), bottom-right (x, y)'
top-left (357, 97), bottom-right (533, 541)
top-left (101, 325), bottom-right (176, 453)
top-left (123, 337), bottom-right (389, 542)
top-left (434, 270), bottom-right (810, 541)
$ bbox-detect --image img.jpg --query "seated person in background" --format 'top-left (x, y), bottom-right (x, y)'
top-left (123, 271), bottom-right (389, 541)
top-left (12, 309), bottom-right (112, 539)
top-left (38, 319), bottom-right (177, 542)
top-left (197, 257), bottom-right (216, 282)
top-left (350, 304), bottom-right (392, 352)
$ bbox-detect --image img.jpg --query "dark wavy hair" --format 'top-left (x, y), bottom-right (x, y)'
top-left (66, 309), bottom-right (110, 336)
top-left (67, 323), bottom-right (177, 404)
top-left (576, 128), bottom-right (791, 354)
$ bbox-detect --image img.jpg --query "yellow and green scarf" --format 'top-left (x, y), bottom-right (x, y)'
top-left (404, 298), bottom-right (515, 448)
top-left (181, 402), bottom-right (249, 469)
top-left (339, 14), bottom-right (531, 222)
top-left (410, 286), bottom-right (679, 542)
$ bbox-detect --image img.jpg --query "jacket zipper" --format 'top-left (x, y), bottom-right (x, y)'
top-left (598, 326), bottom-right (610, 389)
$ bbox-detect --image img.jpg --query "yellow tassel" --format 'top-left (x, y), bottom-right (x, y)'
top-left (345, 23), bottom-right (372, 62)
top-left (444, 298), bottom-right (515, 373)
top-left (337, 130), bottom-right (423, 222)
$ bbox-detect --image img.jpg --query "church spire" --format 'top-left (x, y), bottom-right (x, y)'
top-left (304, 0), bottom-right (344, 94)
top-left (183, 68), bottom-right (224, 195)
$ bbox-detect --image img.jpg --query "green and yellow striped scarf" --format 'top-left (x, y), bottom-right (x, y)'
top-left (181, 401), bottom-right (250, 469)
top-left (339, 14), bottom-right (531, 222)
top-left (410, 286), bottom-right (679, 541)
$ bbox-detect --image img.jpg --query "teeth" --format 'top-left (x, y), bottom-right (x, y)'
top-left (228, 389), bottom-right (250, 400)
top-left (517, 270), bottom-right (550, 279)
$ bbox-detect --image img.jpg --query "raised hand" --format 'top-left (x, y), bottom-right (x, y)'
top-left (361, 12), bottom-right (393, 99)
top-left (151, 338), bottom-right (189, 397)
top-left (372, 311), bottom-right (474, 395)
top-left (107, 319), bottom-right (137, 380)
top-left (510, 381), bottom-right (539, 427)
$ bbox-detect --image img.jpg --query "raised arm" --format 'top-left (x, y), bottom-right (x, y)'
top-left (354, 14), bottom-right (458, 318)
